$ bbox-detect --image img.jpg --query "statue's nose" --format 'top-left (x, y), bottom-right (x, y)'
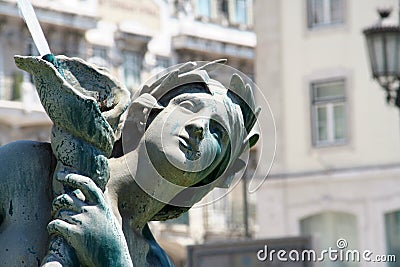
top-left (185, 120), bottom-right (206, 140)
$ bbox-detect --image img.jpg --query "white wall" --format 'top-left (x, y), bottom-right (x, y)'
top-left (254, 1), bottom-right (400, 266)
top-left (255, 0), bottom-right (400, 177)
top-left (282, 0), bottom-right (400, 174)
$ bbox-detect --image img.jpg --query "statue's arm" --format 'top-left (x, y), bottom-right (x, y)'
top-left (49, 172), bottom-right (133, 267)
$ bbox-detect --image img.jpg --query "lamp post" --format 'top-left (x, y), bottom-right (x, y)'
top-left (363, 6), bottom-right (400, 108)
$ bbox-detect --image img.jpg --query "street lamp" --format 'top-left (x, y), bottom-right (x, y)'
top-left (363, 7), bottom-right (400, 107)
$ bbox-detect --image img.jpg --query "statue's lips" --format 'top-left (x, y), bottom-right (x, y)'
top-left (178, 135), bottom-right (201, 161)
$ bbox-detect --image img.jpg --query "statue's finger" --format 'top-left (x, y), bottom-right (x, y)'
top-left (55, 210), bottom-right (82, 226)
top-left (51, 193), bottom-right (84, 216)
top-left (57, 173), bottom-right (104, 206)
top-left (47, 219), bottom-right (80, 242)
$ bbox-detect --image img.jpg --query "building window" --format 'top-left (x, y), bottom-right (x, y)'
top-left (307, 0), bottom-right (345, 29)
top-left (311, 79), bottom-right (347, 147)
top-left (385, 210), bottom-right (400, 267)
top-left (301, 212), bottom-right (359, 267)
top-left (220, 0), bottom-right (229, 18)
top-left (123, 51), bottom-right (142, 90)
top-left (156, 56), bottom-right (170, 69)
top-left (234, 0), bottom-right (248, 25)
top-left (92, 46), bottom-right (107, 61)
top-left (205, 188), bottom-right (230, 232)
top-left (197, 0), bottom-right (211, 18)
top-left (0, 47), bottom-right (3, 100)
top-left (89, 45), bottom-right (109, 68)
top-left (11, 72), bottom-right (23, 101)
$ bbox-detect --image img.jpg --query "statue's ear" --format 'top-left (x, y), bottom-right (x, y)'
top-left (128, 93), bottom-right (163, 133)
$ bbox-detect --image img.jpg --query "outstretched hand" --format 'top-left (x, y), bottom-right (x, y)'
top-left (48, 173), bottom-right (133, 267)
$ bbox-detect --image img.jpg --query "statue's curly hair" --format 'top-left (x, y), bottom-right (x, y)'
top-left (137, 59), bottom-right (260, 147)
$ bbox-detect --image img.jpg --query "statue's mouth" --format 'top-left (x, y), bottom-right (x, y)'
top-left (178, 135), bottom-right (201, 161)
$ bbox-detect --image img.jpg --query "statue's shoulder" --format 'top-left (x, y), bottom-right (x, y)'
top-left (0, 141), bottom-right (55, 266)
top-left (0, 140), bottom-right (53, 158)
top-left (0, 140), bottom-right (56, 186)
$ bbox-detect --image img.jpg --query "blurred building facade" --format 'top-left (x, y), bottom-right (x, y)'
top-left (255, 0), bottom-right (400, 266)
top-left (0, 0), bottom-right (98, 144)
top-left (0, 0), bottom-right (257, 258)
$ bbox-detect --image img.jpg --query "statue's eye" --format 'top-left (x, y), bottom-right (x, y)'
top-left (210, 120), bottom-right (224, 142)
top-left (212, 132), bottom-right (220, 141)
top-left (179, 100), bottom-right (196, 111)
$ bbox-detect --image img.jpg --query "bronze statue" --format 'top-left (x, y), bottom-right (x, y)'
top-left (0, 55), bottom-right (259, 266)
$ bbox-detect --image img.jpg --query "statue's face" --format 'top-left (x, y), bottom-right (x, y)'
top-left (144, 92), bottom-right (231, 187)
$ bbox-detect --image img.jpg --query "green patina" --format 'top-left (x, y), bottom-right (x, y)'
top-left (1, 56), bottom-right (260, 267)
top-left (14, 55), bottom-right (131, 266)
top-left (8, 200), bottom-right (13, 216)
top-left (0, 204), bottom-right (4, 225)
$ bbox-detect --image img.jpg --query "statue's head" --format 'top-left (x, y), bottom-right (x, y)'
top-left (121, 60), bottom-right (260, 220)
top-left (14, 55), bottom-right (261, 221)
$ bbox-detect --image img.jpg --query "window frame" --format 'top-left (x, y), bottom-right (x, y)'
top-left (307, 0), bottom-right (345, 29)
top-left (92, 45), bottom-right (108, 61)
top-left (310, 78), bottom-right (347, 147)
top-left (300, 211), bottom-right (359, 262)
top-left (122, 50), bottom-right (142, 90)
top-left (204, 188), bottom-right (231, 231)
top-left (234, 0), bottom-right (248, 25)
top-left (155, 55), bottom-right (170, 70)
top-left (0, 45), bottom-right (3, 100)
top-left (89, 45), bottom-right (110, 68)
top-left (385, 210), bottom-right (400, 267)
top-left (220, 0), bottom-right (229, 19)
top-left (196, 0), bottom-right (212, 18)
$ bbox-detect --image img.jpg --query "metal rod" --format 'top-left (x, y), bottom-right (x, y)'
top-left (243, 167), bottom-right (250, 239)
top-left (17, 0), bottom-right (51, 56)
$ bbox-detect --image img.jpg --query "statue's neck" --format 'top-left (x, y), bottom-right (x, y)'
top-left (107, 149), bottom-right (167, 231)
